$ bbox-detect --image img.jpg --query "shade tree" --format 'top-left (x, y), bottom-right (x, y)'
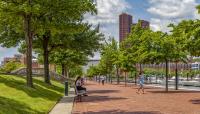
top-left (32, 0), bottom-right (97, 84)
top-left (0, 0), bottom-right (97, 87)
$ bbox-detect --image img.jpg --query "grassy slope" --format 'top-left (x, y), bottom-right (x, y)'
top-left (0, 75), bottom-right (64, 114)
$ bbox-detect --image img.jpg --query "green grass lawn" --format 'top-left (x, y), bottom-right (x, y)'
top-left (0, 74), bottom-right (64, 114)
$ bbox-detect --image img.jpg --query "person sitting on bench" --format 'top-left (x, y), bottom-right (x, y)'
top-left (75, 76), bottom-right (88, 96)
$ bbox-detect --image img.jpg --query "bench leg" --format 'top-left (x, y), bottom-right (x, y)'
top-left (75, 95), bottom-right (79, 102)
top-left (75, 96), bottom-right (78, 103)
top-left (80, 95), bottom-right (82, 102)
top-left (76, 95), bottom-right (82, 102)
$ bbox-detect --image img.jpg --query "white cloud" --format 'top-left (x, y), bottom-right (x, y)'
top-left (84, 0), bottom-right (131, 42)
top-left (148, 0), bottom-right (197, 19)
top-left (150, 18), bottom-right (177, 32)
top-left (84, 0), bottom-right (131, 60)
top-left (100, 24), bottom-right (119, 40)
top-left (150, 18), bottom-right (162, 31)
top-left (194, 10), bottom-right (200, 19)
top-left (147, 0), bottom-right (199, 32)
top-left (84, 0), bottom-right (130, 25)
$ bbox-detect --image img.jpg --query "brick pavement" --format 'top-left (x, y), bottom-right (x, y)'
top-left (72, 81), bottom-right (200, 114)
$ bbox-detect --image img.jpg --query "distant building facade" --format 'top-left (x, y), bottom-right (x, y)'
top-left (132, 20), bottom-right (150, 29)
top-left (140, 20), bottom-right (150, 29)
top-left (2, 54), bottom-right (24, 65)
top-left (119, 13), bottom-right (132, 42)
top-left (1, 54), bottom-right (43, 68)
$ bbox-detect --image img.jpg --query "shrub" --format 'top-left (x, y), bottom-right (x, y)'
top-left (1, 61), bottom-right (24, 73)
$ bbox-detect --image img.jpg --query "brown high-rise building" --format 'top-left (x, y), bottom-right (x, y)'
top-left (140, 20), bottom-right (150, 28)
top-left (119, 13), bottom-right (132, 42)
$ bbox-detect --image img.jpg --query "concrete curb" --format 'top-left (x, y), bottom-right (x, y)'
top-left (49, 88), bottom-right (75, 114)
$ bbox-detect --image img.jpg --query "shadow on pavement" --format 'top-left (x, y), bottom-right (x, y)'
top-left (81, 95), bottom-right (127, 103)
top-left (189, 99), bottom-right (200, 104)
top-left (88, 90), bottom-right (120, 94)
top-left (147, 90), bottom-right (200, 94)
top-left (131, 87), bottom-right (161, 90)
top-left (73, 109), bottom-right (162, 114)
top-left (85, 83), bottom-right (96, 86)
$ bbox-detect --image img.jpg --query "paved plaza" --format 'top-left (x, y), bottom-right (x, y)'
top-left (72, 81), bottom-right (200, 114)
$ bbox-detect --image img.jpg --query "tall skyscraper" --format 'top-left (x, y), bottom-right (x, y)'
top-left (119, 13), bottom-right (132, 42)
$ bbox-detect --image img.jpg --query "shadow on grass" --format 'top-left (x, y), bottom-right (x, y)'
top-left (0, 96), bottom-right (43, 114)
top-left (73, 109), bottom-right (162, 114)
top-left (0, 75), bottom-right (64, 101)
top-left (33, 77), bottom-right (64, 93)
top-left (88, 90), bottom-right (120, 94)
top-left (190, 99), bottom-right (200, 104)
top-left (81, 95), bottom-right (127, 103)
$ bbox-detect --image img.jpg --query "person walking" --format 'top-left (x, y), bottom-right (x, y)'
top-left (137, 72), bottom-right (145, 94)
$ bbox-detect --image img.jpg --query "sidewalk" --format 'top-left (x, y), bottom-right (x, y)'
top-left (72, 81), bottom-right (200, 114)
top-left (49, 88), bottom-right (75, 114)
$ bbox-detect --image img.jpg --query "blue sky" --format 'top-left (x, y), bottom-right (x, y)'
top-left (84, 0), bottom-right (200, 40)
top-left (1, 0), bottom-right (200, 61)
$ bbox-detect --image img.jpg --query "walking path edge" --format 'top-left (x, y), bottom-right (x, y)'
top-left (49, 88), bottom-right (75, 114)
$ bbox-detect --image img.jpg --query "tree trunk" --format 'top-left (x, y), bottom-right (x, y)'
top-left (135, 64), bottom-right (137, 85)
top-left (108, 74), bottom-right (111, 83)
top-left (139, 64), bottom-right (142, 73)
top-left (24, 13), bottom-right (33, 87)
top-left (165, 60), bottom-right (169, 92)
top-left (125, 71), bottom-right (127, 86)
top-left (98, 75), bottom-right (100, 84)
top-left (156, 65), bottom-right (158, 84)
top-left (117, 68), bottom-right (120, 84)
top-left (175, 61), bottom-right (178, 90)
top-left (54, 65), bottom-right (56, 72)
top-left (66, 68), bottom-right (69, 78)
top-left (61, 64), bottom-right (65, 76)
top-left (135, 72), bottom-right (137, 85)
top-left (43, 31), bottom-right (51, 84)
top-left (110, 74), bottom-right (112, 84)
top-left (64, 66), bottom-right (69, 78)
top-left (156, 75), bottom-right (158, 84)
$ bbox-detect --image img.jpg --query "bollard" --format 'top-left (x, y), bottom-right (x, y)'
top-left (65, 81), bottom-right (68, 96)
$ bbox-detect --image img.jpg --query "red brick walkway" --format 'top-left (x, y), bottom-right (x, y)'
top-left (72, 81), bottom-right (200, 114)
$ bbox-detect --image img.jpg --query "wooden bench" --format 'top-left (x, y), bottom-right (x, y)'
top-left (75, 86), bottom-right (86, 102)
